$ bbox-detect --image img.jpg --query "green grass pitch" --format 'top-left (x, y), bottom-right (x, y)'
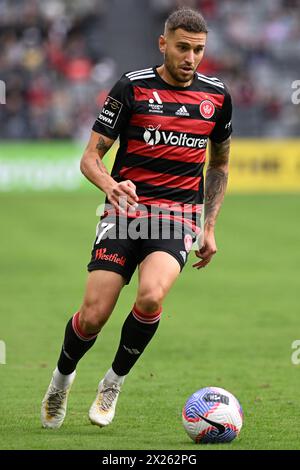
top-left (1, 188), bottom-right (300, 449)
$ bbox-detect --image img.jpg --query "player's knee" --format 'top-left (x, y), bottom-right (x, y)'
top-left (136, 286), bottom-right (164, 315)
top-left (79, 303), bottom-right (110, 335)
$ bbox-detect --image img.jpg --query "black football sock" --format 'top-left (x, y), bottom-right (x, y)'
top-left (57, 312), bottom-right (98, 375)
top-left (112, 305), bottom-right (161, 376)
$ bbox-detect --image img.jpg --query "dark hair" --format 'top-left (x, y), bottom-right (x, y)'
top-left (165, 7), bottom-right (208, 34)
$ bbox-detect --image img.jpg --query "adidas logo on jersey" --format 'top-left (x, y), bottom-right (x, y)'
top-left (175, 106), bottom-right (190, 117)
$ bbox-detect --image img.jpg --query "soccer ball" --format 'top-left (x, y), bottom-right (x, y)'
top-left (182, 386), bottom-right (243, 444)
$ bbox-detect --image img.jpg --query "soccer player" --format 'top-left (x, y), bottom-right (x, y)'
top-left (41, 7), bottom-right (232, 429)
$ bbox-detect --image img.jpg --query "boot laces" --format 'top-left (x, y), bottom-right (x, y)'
top-left (47, 387), bottom-right (67, 416)
top-left (99, 384), bottom-right (120, 411)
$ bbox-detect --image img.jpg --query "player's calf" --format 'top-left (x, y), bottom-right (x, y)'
top-left (89, 304), bottom-right (162, 427)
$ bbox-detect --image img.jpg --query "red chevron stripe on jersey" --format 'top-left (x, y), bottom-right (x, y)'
top-left (120, 167), bottom-right (200, 191)
top-left (134, 87), bottom-right (225, 108)
top-left (127, 139), bottom-right (206, 163)
top-left (130, 114), bottom-right (215, 135)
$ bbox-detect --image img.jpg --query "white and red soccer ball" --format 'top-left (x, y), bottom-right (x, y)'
top-left (182, 387), bottom-right (243, 444)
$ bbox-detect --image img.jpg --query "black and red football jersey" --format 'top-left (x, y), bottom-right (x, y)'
top-left (92, 66), bottom-right (232, 229)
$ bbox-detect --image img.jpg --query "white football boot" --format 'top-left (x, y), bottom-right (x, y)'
top-left (89, 379), bottom-right (122, 427)
top-left (41, 371), bottom-right (76, 429)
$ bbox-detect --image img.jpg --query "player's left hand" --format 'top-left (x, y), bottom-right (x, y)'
top-left (192, 228), bottom-right (217, 269)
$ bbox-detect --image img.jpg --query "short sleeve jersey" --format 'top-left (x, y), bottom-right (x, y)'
top-left (93, 66), bottom-right (232, 228)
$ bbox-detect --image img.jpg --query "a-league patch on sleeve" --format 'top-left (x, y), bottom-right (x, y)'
top-left (97, 96), bottom-right (123, 129)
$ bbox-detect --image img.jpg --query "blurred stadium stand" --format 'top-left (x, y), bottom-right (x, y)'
top-left (0, 0), bottom-right (299, 140)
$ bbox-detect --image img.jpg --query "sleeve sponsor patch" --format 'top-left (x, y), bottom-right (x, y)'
top-left (97, 96), bottom-right (123, 129)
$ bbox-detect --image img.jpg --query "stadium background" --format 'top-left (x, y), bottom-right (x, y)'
top-left (0, 0), bottom-right (299, 450)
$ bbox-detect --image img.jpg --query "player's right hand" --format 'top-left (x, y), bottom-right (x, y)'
top-left (106, 180), bottom-right (139, 214)
top-left (192, 228), bottom-right (217, 269)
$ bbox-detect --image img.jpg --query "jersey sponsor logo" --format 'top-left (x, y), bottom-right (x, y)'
top-left (175, 105), bottom-right (190, 117)
top-left (143, 125), bottom-right (161, 145)
top-left (199, 99), bottom-right (215, 119)
top-left (148, 91), bottom-right (164, 113)
top-left (94, 248), bottom-right (126, 266)
top-left (184, 234), bottom-right (193, 252)
top-left (143, 125), bottom-right (208, 149)
top-left (98, 96), bottom-right (123, 128)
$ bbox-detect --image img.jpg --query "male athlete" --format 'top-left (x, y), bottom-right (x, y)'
top-left (41, 7), bottom-right (232, 428)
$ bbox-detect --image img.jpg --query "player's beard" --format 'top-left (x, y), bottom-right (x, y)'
top-left (164, 51), bottom-right (195, 85)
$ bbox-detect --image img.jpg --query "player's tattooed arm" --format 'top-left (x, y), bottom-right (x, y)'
top-left (95, 136), bottom-right (113, 177)
top-left (80, 131), bottom-right (115, 191)
top-left (193, 137), bottom-right (230, 269)
top-left (193, 138), bottom-right (230, 269)
top-left (205, 137), bottom-right (230, 228)
top-left (96, 136), bottom-right (112, 154)
top-left (80, 131), bottom-right (139, 212)
top-left (95, 156), bottom-right (109, 176)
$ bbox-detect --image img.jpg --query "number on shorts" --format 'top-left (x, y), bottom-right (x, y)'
top-left (95, 222), bottom-right (115, 244)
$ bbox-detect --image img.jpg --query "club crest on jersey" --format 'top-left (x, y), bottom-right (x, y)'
top-left (199, 100), bottom-right (215, 119)
top-left (184, 234), bottom-right (193, 253)
top-left (143, 125), bottom-right (161, 146)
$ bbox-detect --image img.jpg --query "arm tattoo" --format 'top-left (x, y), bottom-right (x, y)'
top-left (96, 136), bottom-right (111, 154)
top-left (205, 138), bottom-right (230, 227)
top-left (96, 157), bottom-right (109, 175)
top-left (95, 136), bottom-right (112, 175)
top-left (209, 137), bottom-right (231, 167)
top-left (205, 168), bottom-right (228, 222)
